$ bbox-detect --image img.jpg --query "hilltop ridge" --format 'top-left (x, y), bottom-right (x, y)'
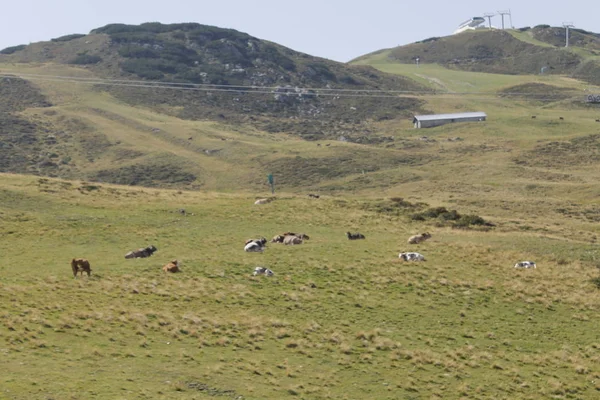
top-left (353, 25), bottom-right (600, 85)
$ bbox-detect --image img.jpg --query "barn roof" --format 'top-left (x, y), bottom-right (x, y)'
top-left (413, 112), bottom-right (487, 122)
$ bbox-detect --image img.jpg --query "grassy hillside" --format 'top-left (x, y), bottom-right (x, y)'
top-left (1, 173), bottom-right (600, 399)
top-left (0, 22), bottom-right (428, 140)
top-left (353, 26), bottom-right (600, 85)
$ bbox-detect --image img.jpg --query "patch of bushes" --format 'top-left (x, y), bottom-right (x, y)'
top-left (263, 44), bottom-right (296, 71)
top-left (303, 62), bottom-right (337, 82)
top-left (411, 206), bottom-right (494, 228)
top-left (0, 44), bottom-right (27, 54)
top-left (121, 58), bottom-right (187, 79)
top-left (51, 34), bottom-right (86, 42)
top-left (518, 27), bottom-right (531, 31)
top-left (69, 54), bottom-right (102, 65)
top-left (118, 45), bottom-right (160, 58)
top-left (534, 24), bottom-right (551, 29)
top-left (205, 40), bottom-right (251, 67)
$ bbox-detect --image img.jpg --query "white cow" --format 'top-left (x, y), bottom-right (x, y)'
top-left (253, 267), bottom-right (274, 276)
top-left (399, 252), bottom-right (426, 261)
top-left (254, 198), bottom-right (272, 205)
top-left (514, 261), bottom-right (536, 269)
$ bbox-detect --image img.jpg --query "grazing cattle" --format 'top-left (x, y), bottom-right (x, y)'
top-left (514, 261), bottom-right (536, 269)
top-left (71, 258), bottom-right (92, 277)
top-left (253, 267), bottom-right (274, 276)
top-left (245, 238), bottom-right (267, 252)
top-left (559, 117), bottom-right (564, 120)
top-left (308, 193), bottom-right (320, 199)
top-left (596, 119), bottom-right (600, 123)
top-left (283, 235), bottom-right (303, 245)
top-left (125, 245), bottom-right (158, 259)
top-left (163, 260), bottom-right (180, 273)
top-left (399, 252), bottom-right (426, 261)
top-left (408, 233), bottom-right (432, 244)
top-left (346, 232), bottom-right (366, 240)
top-left (531, 116), bottom-right (536, 119)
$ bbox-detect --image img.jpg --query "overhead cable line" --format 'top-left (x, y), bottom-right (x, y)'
top-left (0, 72), bottom-right (585, 100)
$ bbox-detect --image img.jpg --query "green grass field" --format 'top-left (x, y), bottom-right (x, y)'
top-left (2, 173), bottom-right (600, 399)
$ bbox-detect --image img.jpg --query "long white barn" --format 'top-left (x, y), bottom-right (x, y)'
top-left (413, 112), bottom-right (487, 129)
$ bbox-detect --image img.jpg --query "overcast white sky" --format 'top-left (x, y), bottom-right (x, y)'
top-left (0, 1), bottom-right (596, 62)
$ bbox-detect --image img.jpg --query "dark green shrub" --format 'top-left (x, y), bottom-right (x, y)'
top-left (174, 70), bottom-right (207, 84)
top-left (159, 42), bottom-right (202, 65)
top-left (263, 45), bottom-right (296, 71)
top-left (51, 34), bottom-right (86, 42)
top-left (340, 75), bottom-right (360, 85)
top-left (0, 44), bottom-right (27, 54)
top-left (69, 54), bottom-right (102, 65)
top-left (455, 214), bottom-right (486, 226)
top-left (304, 62), bottom-right (337, 82)
top-left (121, 59), bottom-right (164, 79)
top-left (438, 209), bottom-right (461, 221)
top-left (118, 45), bottom-right (160, 58)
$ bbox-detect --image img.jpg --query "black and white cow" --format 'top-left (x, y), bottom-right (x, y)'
top-left (399, 252), bottom-right (426, 261)
top-left (514, 261), bottom-right (536, 269)
top-left (253, 267), bottom-right (274, 276)
top-left (125, 245), bottom-right (158, 259)
top-left (244, 238), bottom-right (267, 252)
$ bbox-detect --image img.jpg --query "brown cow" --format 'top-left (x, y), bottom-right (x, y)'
top-left (163, 260), bottom-right (180, 273)
top-left (71, 258), bottom-right (92, 277)
top-left (407, 232), bottom-right (432, 244)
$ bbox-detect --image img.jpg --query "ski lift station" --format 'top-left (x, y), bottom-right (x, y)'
top-left (413, 112), bottom-right (487, 128)
top-left (454, 17), bottom-right (486, 34)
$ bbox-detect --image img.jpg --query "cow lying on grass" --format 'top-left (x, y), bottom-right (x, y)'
top-left (125, 245), bottom-right (157, 259)
top-left (399, 252), bottom-right (426, 261)
top-left (347, 232), bottom-right (366, 240)
top-left (71, 258), bottom-right (92, 277)
top-left (408, 233), bottom-right (432, 244)
top-left (272, 232), bottom-right (310, 244)
top-left (514, 261), bottom-right (536, 269)
top-left (163, 260), bottom-right (180, 273)
top-left (253, 267), bottom-right (274, 276)
top-left (245, 238), bottom-right (267, 252)
top-left (284, 235), bottom-right (303, 245)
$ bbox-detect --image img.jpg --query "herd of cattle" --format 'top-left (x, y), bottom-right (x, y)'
top-left (70, 201), bottom-right (537, 277)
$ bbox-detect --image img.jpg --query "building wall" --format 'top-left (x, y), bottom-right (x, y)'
top-left (417, 116), bottom-right (485, 128)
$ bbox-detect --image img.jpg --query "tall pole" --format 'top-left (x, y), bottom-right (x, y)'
top-left (563, 22), bottom-right (574, 47)
top-left (484, 13), bottom-right (495, 29)
top-left (498, 10), bottom-right (510, 30)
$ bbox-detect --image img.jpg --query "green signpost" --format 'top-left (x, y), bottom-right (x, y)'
top-left (267, 174), bottom-right (274, 194)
